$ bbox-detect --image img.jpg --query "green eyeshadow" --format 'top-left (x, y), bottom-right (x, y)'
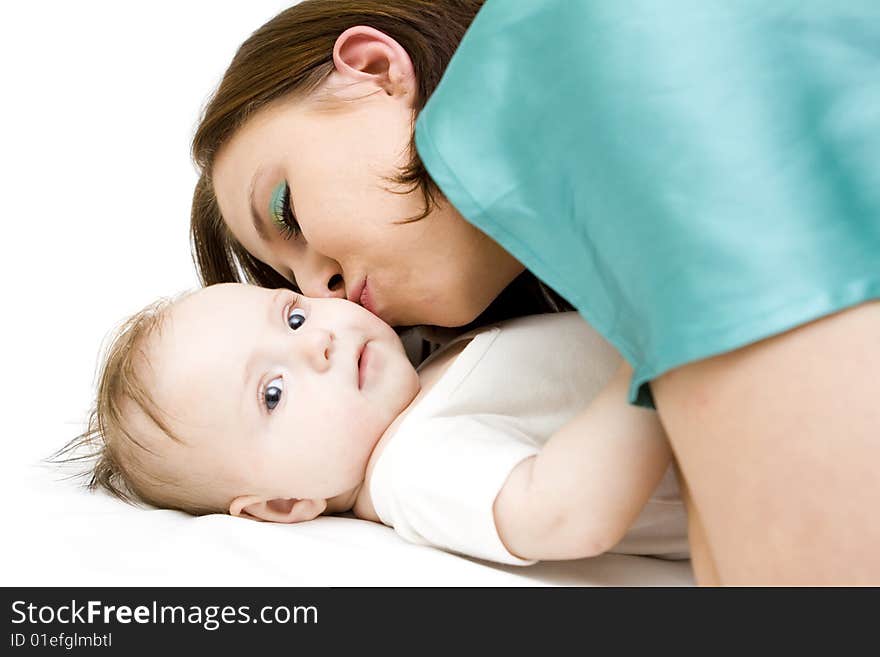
top-left (269, 181), bottom-right (287, 228)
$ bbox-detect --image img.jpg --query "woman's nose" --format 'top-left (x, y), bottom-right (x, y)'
top-left (295, 251), bottom-right (346, 299)
top-left (297, 328), bottom-right (334, 373)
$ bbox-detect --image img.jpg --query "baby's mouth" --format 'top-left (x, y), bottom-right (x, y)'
top-left (357, 341), bottom-right (369, 389)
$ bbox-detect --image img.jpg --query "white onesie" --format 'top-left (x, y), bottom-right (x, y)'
top-left (369, 312), bottom-right (689, 566)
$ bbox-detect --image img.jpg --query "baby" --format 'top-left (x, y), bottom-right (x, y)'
top-left (67, 283), bottom-right (687, 565)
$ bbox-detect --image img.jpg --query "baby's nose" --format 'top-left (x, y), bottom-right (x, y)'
top-left (301, 328), bottom-right (334, 371)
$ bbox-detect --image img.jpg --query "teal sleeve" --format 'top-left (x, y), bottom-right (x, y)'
top-left (415, 0), bottom-right (880, 406)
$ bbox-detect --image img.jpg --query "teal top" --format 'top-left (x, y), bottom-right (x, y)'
top-left (415, 0), bottom-right (880, 406)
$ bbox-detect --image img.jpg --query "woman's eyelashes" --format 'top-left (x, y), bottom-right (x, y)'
top-left (269, 180), bottom-right (301, 240)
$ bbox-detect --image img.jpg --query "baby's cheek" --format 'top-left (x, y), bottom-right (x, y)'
top-left (337, 404), bottom-right (379, 439)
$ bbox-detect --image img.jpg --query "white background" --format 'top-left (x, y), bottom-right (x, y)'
top-left (0, 2), bottom-right (295, 567)
top-left (1, 1), bottom-right (293, 481)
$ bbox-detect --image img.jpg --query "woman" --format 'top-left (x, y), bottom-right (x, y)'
top-left (190, 0), bottom-right (880, 583)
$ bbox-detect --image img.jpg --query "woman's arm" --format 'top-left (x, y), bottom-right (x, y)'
top-left (494, 363), bottom-right (671, 560)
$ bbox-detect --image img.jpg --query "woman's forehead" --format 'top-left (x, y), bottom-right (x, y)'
top-left (222, 100), bottom-right (309, 158)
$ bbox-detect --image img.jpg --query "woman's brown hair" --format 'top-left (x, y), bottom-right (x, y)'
top-left (191, 0), bottom-right (571, 330)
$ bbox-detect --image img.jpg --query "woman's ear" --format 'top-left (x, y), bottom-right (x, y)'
top-left (229, 495), bottom-right (328, 524)
top-left (332, 25), bottom-right (416, 99)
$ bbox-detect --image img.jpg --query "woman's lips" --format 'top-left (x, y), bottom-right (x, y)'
top-left (359, 279), bottom-right (378, 317)
top-left (347, 279), bottom-right (366, 306)
top-left (348, 277), bottom-right (387, 323)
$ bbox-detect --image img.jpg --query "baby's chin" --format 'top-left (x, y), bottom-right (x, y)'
top-left (376, 371), bottom-right (420, 427)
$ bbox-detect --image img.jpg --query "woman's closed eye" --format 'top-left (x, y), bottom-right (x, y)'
top-left (269, 180), bottom-right (301, 240)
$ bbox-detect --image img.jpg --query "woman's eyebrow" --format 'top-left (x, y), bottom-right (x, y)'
top-left (248, 167), bottom-right (270, 242)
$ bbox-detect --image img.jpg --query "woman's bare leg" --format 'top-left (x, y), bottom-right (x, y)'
top-left (674, 462), bottom-right (720, 586)
top-left (653, 300), bottom-right (880, 585)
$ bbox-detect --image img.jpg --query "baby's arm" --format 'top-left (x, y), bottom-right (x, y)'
top-left (494, 362), bottom-right (671, 560)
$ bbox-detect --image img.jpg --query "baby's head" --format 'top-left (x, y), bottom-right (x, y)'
top-left (70, 283), bottom-right (420, 522)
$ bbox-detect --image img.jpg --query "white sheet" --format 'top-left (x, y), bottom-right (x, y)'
top-left (4, 463), bottom-right (693, 587)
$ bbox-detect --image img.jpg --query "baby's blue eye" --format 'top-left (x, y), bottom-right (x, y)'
top-left (264, 377), bottom-right (283, 411)
top-left (288, 308), bottom-right (306, 330)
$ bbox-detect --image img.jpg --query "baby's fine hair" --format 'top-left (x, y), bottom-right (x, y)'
top-left (51, 291), bottom-right (222, 516)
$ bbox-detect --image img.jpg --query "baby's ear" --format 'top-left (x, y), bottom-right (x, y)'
top-left (229, 496), bottom-right (327, 524)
